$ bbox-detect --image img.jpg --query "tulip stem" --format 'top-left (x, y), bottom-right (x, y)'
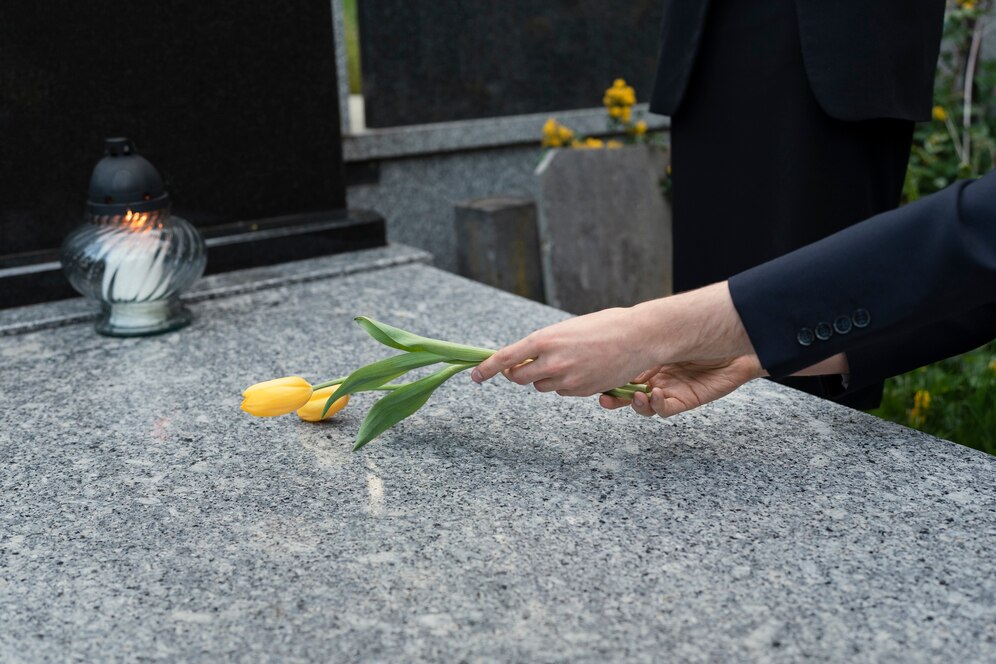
top-left (313, 377), bottom-right (408, 392)
top-left (313, 376), bottom-right (351, 390)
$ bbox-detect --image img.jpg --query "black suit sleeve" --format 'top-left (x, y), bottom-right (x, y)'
top-left (728, 170), bottom-right (996, 379)
top-left (843, 303), bottom-right (996, 393)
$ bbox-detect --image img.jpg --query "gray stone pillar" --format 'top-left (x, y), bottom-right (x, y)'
top-left (535, 145), bottom-right (672, 314)
top-left (454, 197), bottom-right (545, 302)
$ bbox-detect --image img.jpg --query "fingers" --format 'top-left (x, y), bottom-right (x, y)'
top-left (472, 337), bottom-right (539, 383)
top-left (630, 390), bottom-right (656, 417)
top-left (630, 388), bottom-right (689, 419)
top-left (598, 394), bottom-right (631, 409)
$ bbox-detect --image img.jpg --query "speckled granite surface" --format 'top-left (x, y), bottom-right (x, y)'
top-left (1, 256), bottom-right (994, 662)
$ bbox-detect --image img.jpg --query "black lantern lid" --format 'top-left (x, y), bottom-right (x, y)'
top-left (85, 138), bottom-right (170, 215)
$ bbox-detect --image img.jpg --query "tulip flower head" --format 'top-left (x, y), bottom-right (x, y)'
top-left (241, 376), bottom-right (313, 417)
top-left (297, 385), bottom-right (350, 422)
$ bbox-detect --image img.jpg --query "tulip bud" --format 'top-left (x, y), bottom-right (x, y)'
top-left (241, 376), bottom-right (313, 417)
top-left (297, 386), bottom-right (350, 422)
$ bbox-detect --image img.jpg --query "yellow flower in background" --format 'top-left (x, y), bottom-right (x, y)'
top-left (609, 106), bottom-right (622, 119)
top-left (606, 140), bottom-right (623, 149)
top-left (584, 137), bottom-right (605, 149)
top-left (241, 376), bottom-right (313, 417)
top-left (958, 0), bottom-right (975, 10)
top-left (297, 385), bottom-right (350, 422)
top-left (988, 358), bottom-right (996, 373)
top-left (542, 118), bottom-right (577, 148)
top-left (909, 388), bottom-right (932, 427)
top-left (634, 120), bottom-right (648, 136)
top-left (932, 105), bottom-right (948, 122)
top-left (620, 106), bottom-right (632, 123)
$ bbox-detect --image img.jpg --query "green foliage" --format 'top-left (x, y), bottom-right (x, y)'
top-left (871, 343), bottom-right (996, 455)
top-left (903, 1), bottom-right (996, 202)
top-left (344, 0), bottom-right (362, 94)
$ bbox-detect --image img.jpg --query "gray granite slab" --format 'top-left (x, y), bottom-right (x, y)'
top-left (1, 257), bottom-right (994, 662)
top-left (536, 145), bottom-right (672, 314)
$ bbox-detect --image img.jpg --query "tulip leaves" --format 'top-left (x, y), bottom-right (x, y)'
top-left (353, 362), bottom-right (474, 450)
top-left (325, 317), bottom-right (494, 448)
top-left (354, 316), bottom-right (494, 363)
top-left (322, 351), bottom-right (449, 416)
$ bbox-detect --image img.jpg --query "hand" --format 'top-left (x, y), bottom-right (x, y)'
top-left (598, 356), bottom-right (764, 418)
top-left (472, 306), bottom-right (661, 397)
top-left (471, 282), bottom-right (758, 396)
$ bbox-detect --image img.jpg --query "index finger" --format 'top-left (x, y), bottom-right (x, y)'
top-left (471, 337), bottom-right (539, 383)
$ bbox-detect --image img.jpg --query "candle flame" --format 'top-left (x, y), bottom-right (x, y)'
top-left (123, 209), bottom-right (149, 229)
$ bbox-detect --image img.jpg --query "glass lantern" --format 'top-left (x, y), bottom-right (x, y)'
top-left (61, 138), bottom-right (206, 336)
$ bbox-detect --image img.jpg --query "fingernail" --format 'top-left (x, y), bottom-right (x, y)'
top-left (471, 368), bottom-right (482, 383)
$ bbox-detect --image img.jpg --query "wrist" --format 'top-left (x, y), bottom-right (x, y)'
top-left (635, 282), bottom-right (756, 365)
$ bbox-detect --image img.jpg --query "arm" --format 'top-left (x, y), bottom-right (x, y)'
top-left (473, 172), bottom-right (996, 417)
top-left (729, 170), bottom-right (996, 378)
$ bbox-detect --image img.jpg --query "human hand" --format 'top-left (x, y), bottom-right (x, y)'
top-left (470, 282), bottom-right (757, 397)
top-left (598, 356), bottom-right (763, 418)
top-left (471, 306), bottom-right (660, 397)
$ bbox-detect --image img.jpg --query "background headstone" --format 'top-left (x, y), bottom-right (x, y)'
top-left (357, 0), bottom-right (663, 127)
top-left (535, 146), bottom-right (671, 314)
top-left (455, 197), bottom-right (544, 302)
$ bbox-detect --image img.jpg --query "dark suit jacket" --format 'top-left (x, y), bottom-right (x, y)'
top-left (650, 0), bottom-right (947, 121)
top-left (729, 170), bottom-right (996, 389)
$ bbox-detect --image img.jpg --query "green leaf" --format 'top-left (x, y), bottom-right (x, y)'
top-left (354, 316), bottom-right (494, 362)
top-left (322, 351), bottom-right (448, 417)
top-left (353, 362), bottom-right (474, 451)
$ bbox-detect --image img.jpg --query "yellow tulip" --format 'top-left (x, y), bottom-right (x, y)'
top-left (634, 120), bottom-right (648, 136)
top-left (297, 385), bottom-right (350, 422)
top-left (609, 106), bottom-right (622, 119)
top-left (241, 376), bottom-right (313, 417)
top-left (932, 105), bottom-right (947, 122)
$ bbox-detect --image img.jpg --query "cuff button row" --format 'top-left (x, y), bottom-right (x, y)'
top-left (797, 310), bottom-right (870, 347)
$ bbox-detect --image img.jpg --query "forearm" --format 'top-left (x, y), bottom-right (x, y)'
top-left (632, 281), bottom-right (758, 364)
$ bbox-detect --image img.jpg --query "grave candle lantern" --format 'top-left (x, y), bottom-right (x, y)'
top-left (61, 138), bottom-right (206, 336)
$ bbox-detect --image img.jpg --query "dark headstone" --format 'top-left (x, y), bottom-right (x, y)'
top-left (1, 1), bottom-right (366, 306)
top-left (455, 197), bottom-right (544, 302)
top-left (358, 0), bottom-right (663, 127)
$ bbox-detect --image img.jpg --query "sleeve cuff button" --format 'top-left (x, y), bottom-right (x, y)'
top-left (834, 316), bottom-right (852, 334)
top-left (852, 309), bottom-right (871, 328)
top-left (797, 328), bottom-right (815, 346)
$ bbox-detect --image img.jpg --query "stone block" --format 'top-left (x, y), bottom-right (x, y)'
top-left (535, 145), bottom-right (672, 314)
top-left (455, 197), bottom-right (544, 302)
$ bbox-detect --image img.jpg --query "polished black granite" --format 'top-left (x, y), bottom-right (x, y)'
top-left (358, 0), bottom-right (663, 127)
top-left (0, 1), bottom-right (346, 258)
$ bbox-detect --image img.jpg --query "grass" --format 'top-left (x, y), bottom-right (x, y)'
top-left (343, 0), bottom-right (362, 94)
top-left (869, 341), bottom-right (996, 455)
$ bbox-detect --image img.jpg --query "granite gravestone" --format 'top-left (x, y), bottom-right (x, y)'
top-left (0, 1), bottom-right (382, 308)
top-left (535, 145), bottom-right (671, 314)
top-left (357, 0), bottom-right (663, 127)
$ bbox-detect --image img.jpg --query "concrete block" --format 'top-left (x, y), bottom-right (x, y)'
top-left (454, 196), bottom-right (544, 302)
